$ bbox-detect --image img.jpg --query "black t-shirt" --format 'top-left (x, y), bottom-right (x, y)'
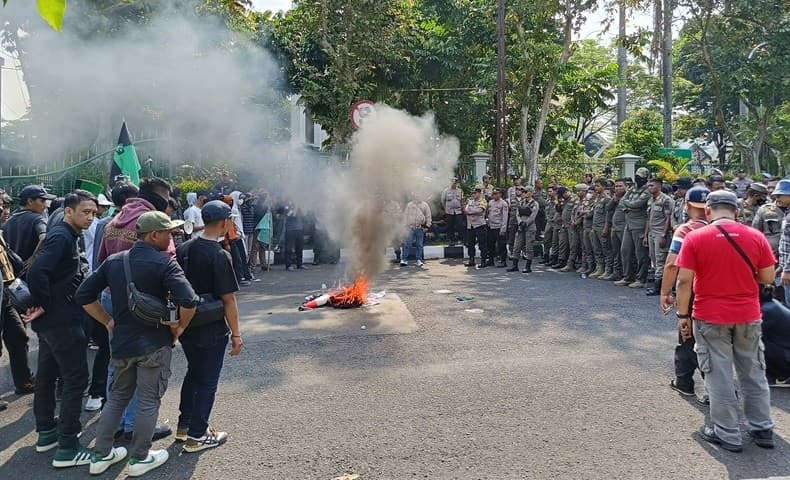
top-left (2, 209), bottom-right (47, 262)
top-left (176, 237), bottom-right (239, 347)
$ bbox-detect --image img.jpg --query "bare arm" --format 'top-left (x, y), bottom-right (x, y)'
top-left (675, 267), bottom-right (694, 315)
top-left (221, 292), bottom-right (243, 356)
top-left (758, 266), bottom-right (775, 285)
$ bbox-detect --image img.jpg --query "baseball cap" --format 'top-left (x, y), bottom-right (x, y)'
top-left (201, 200), bottom-right (232, 223)
top-left (636, 167), bottom-right (650, 178)
top-left (705, 190), bottom-right (738, 209)
top-left (749, 182), bottom-right (768, 195)
top-left (96, 193), bottom-right (113, 207)
top-left (685, 186), bottom-right (710, 208)
top-left (575, 183), bottom-right (588, 191)
top-left (136, 211), bottom-right (184, 234)
top-left (673, 177), bottom-right (693, 190)
top-left (19, 185), bottom-right (56, 203)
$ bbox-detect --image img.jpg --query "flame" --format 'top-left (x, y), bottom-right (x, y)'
top-left (329, 273), bottom-right (370, 308)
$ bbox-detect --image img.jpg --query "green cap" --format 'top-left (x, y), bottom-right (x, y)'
top-left (136, 211), bottom-right (185, 234)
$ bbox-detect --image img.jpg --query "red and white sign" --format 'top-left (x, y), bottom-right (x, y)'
top-left (349, 100), bottom-right (376, 130)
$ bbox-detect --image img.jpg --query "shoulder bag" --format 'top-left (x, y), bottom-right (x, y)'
top-left (123, 251), bottom-right (169, 327)
top-left (714, 224), bottom-right (758, 281)
top-left (181, 241), bottom-right (226, 328)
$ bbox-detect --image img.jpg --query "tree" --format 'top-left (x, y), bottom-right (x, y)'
top-left (609, 108), bottom-right (663, 160)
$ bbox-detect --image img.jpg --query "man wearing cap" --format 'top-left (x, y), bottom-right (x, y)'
top-left (23, 190), bottom-right (97, 467)
top-left (660, 186), bottom-right (710, 401)
top-left (175, 201), bottom-right (243, 452)
top-left (589, 179), bottom-right (612, 278)
top-left (560, 184), bottom-right (586, 272)
top-left (548, 187), bottom-right (567, 268)
top-left (616, 167), bottom-right (651, 288)
top-left (675, 189), bottom-right (776, 452)
top-left (707, 174), bottom-right (726, 192)
top-left (555, 187), bottom-right (575, 271)
top-left (464, 188), bottom-right (488, 268)
top-left (441, 177), bottom-right (464, 246)
top-left (508, 186), bottom-right (539, 273)
top-left (485, 188), bottom-right (509, 268)
top-left (506, 175), bottom-right (523, 203)
top-left (740, 182), bottom-right (768, 226)
top-left (579, 185), bottom-right (596, 275)
top-left (2, 184), bottom-right (55, 264)
top-left (754, 180), bottom-right (788, 260)
top-left (541, 186), bottom-right (558, 266)
top-left (480, 174), bottom-right (495, 202)
top-left (506, 180), bottom-right (522, 258)
top-left (644, 177), bottom-right (674, 296)
top-left (603, 179), bottom-right (627, 281)
top-left (733, 168), bottom-right (754, 198)
top-left (671, 178), bottom-right (692, 231)
top-left (76, 211), bottom-right (199, 476)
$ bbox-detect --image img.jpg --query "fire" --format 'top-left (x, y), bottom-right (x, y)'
top-left (329, 273), bottom-right (371, 308)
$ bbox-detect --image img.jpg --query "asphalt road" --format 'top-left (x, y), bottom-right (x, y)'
top-left (1, 259), bottom-right (789, 480)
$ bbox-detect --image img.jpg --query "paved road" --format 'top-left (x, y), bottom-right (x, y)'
top-left (1, 259), bottom-right (789, 479)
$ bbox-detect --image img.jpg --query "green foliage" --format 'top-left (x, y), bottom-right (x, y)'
top-left (609, 109), bottom-right (663, 160)
top-left (171, 178), bottom-right (213, 204)
top-left (647, 156), bottom-right (692, 183)
top-left (36, 0), bottom-right (66, 31)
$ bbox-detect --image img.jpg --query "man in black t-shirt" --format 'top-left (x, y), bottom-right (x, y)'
top-left (175, 200), bottom-right (243, 452)
top-left (2, 185), bottom-right (54, 263)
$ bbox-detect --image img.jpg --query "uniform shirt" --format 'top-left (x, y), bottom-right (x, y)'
top-left (518, 198), bottom-right (540, 230)
top-left (75, 241), bottom-right (199, 359)
top-left (647, 193), bottom-right (674, 235)
top-left (552, 199), bottom-right (565, 227)
top-left (671, 195), bottom-right (686, 230)
top-left (507, 196), bottom-right (521, 224)
top-left (486, 198), bottom-right (509, 233)
top-left (676, 220), bottom-right (775, 324)
top-left (465, 198), bottom-right (487, 229)
top-left (753, 202), bottom-right (785, 257)
top-left (621, 185), bottom-right (651, 230)
top-left (592, 193), bottom-right (611, 230)
top-left (733, 177), bottom-right (753, 198)
top-left (404, 201), bottom-right (432, 228)
top-left (441, 187), bottom-right (463, 215)
top-left (177, 237), bottom-right (239, 347)
top-left (481, 183), bottom-right (495, 201)
top-left (581, 197), bottom-right (594, 229)
top-left (561, 196), bottom-right (578, 227)
top-left (507, 186), bottom-right (521, 203)
top-left (610, 196), bottom-right (627, 232)
top-left (27, 222), bottom-right (88, 332)
top-left (740, 200), bottom-right (763, 227)
top-left (2, 209), bottom-right (46, 262)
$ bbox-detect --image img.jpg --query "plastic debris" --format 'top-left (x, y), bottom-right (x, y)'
top-left (464, 308), bottom-right (484, 313)
top-left (455, 295), bottom-right (475, 302)
top-left (433, 289), bottom-right (453, 294)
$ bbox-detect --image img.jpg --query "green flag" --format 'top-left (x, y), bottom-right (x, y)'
top-left (111, 122), bottom-right (141, 186)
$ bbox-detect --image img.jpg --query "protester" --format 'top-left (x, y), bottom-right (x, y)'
top-left (183, 191), bottom-right (208, 238)
top-left (402, 196), bottom-right (432, 268)
top-left (175, 200), bottom-right (243, 452)
top-left (2, 185), bottom-right (54, 263)
top-left (76, 211), bottom-right (199, 476)
top-left (675, 189), bottom-right (776, 452)
top-left (24, 190), bottom-right (96, 468)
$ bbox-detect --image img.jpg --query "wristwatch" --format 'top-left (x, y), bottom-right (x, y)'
top-left (676, 312), bottom-right (690, 319)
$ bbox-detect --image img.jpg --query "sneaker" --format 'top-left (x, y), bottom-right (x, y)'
top-left (614, 279), bottom-right (630, 286)
top-left (286, 266), bottom-right (296, 271)
top-left (239, 280), bottom-right (251, 286)
top-left (36, 428), bottom-right (58, 452)
top-left (90, 447), bottom-right (128, 475)
top-left (52, 445), bottom-right (93, 468)
top-left (84, 396), bottom-right (103, 412)
top-left (628, 281), bottom-right (645, 288)
top-left (698, 425), bottom-right (742, 452)
top-left (416, 260), bottom-right (424, 267)
top-left (768, 376), bottom-right (790, 388)
top-left (750, 429), bottom-right (775, 449)
top-left (697, 394), bottom-right (710, 406)
top-left (0, 400), bottom-right (7, 411)
top-left (669, 380), bottom-right (695, 397)
top-left (121, 423), bottom-right (172, 442)
top-left (175, 427), bottom-right (189, 442)
top-left (15, 379), bottom-right (35, 395)
top-left (183, 431), bottom-right (228, 453)
top-left (88, 341), bottom-right (99, 351)
top-left (127, 450), bottom-right (169, 477)
top-left (399, 261), bottom-right (408, 267)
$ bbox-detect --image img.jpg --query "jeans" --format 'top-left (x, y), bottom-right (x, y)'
top-left (402, 227), bottom-right (425, 262)
top-left (0, 292), bottom-right (34, 389)
top-left (34, 324), bottom-right (89, 450)
top-left (763, 338), bottom-right (790, 382)
top-left (94, 346), bottom-right (172, 461)
top-left (693, 320), bottom-right (773, 445)
top-left (178, 336), bottom-right (228, 438)
top-left (102, 290), bottom-right (138, 432)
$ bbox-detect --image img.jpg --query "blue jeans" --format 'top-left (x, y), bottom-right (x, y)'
top-left (102, 290), bottom-right (138, 432)
top-left (178, 335), bottom-right (228, 438)
top-left (402, 227), bottom-right (425, 262)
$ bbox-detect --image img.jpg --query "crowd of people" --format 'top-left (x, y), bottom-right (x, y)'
top-left (0, 177), bottom-right (246, 476)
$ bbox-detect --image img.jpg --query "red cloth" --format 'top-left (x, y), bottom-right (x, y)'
top-left (675, 220), bottom-right (776, 324)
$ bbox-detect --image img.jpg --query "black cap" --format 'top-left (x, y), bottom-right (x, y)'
top-left (706, 190), bottom-right (738, 209)
top-left (19, 185), bottom-right (56, 203)
top-left (673, 177), bottom-right (693, 190)
top-left (201, 200), bottom-right (232, 223)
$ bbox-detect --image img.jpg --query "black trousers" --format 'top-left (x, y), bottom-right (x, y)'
top-left (466, 226), bottom-right (487, 259)
top-left (84, 314), bottom-right (110, 399)
top-left (0, 295), bottom-right (34, 389)
top-left (674, 333), bottom-right (699, 391)
top-left (486, 228), bottom-right (507, 263)
top-left (34, 323), bottom-right (89, 449)
top-left (230, 239), bottom-right (251, 280)
top-left (446, 214), bottom-right (464, 243)
top-left (285, 229), bottom-right (304, 268)
top-left (764, 339), bottom-right (790, 381)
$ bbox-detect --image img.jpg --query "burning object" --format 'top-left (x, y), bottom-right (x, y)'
top-left (299, 274), bottom-right (382, 310)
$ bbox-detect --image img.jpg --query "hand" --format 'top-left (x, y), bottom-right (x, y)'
top-left (170, 325), bottom-right (185, 344)
top-left (230, 335), bottom-right (243, 356)
top-left (660, 293), bottom-right (676, 314)
top-left (21, 306), bottom-right (45, 324)
top-left (602, 226), bottom-right (609, 237)
top-left (499, 231), bottom-right (506, 237)
top-left (105, 318), bottom-right (115, 333)
top-left (642, 236), bottom-right (649, 247)
top-left (782, 271), bottom-right (790, 286)
top-left (659, 236), bottom-right (668, 249)
top-left (678, 317), bottom-right (693, 341)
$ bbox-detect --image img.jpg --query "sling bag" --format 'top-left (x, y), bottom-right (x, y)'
top-left (122, 251), bottom-right (169, 327)
top-left (714, 224), bottom-right (758, 281)
top-left (181, 241), bottom-right (226, 328)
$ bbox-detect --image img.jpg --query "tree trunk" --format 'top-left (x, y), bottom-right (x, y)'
top-left (661, 0), bottom-right (673, 148)
top-left (616, 0), bottom-right (627, 129)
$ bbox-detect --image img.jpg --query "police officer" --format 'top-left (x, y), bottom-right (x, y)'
top-left (590, 179), bottom-right (612, 279)
top-left (506, 182), bottom-right (521, 257)
top-left (616, 168), bottom-right (651, 288)
top-left (741, 182), bottom-right (768, 226)
top-left (508, 186), bottom-right (540, 273)
top-left (580, 186), bottom-right (596, 275)
top-left (464, 188), bottom-right (488, 268)
top-left (485, 188), bottom-right (509, 268)
top-left (479, 175), bottom-right (495, 202)
top-left (506, 175), bottom-right (522, 203)
top-left (548, 187), bottom-right (567, 269)
top-left (560, 184), bottom-right (586, 272)
top-left (753, 187), bottom-right (787, 260)
top-left (671, 177), bottom-right (692, 231)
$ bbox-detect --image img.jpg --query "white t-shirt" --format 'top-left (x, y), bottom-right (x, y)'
top-left (183, 205), bottom-right (204, 228)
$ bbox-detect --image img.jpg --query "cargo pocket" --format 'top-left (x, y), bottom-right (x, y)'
top-left (757, 341), bottom-right (766, 370)
top-left (695, 345), bottom-right (712, 374)
top-left (156, 347), bottom-right (172, 397)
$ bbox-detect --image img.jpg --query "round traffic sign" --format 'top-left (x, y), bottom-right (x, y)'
top-left (349, 100), bottom-right (376, 130)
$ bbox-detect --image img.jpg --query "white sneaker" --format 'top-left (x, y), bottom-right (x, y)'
top-left (84, 396), bottom-right (103, 411)
top-left (399, 261), bottom-right (408, 267)
top-left (183, 431), bottom-right (228, 453)
top-left (127, 449), bottom-right (169, 477)
top-left (416, 260), bottom-right (424, 267)
top-left (90, 446), bottom-right (127, 475)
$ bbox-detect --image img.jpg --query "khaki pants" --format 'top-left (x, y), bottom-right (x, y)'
top-left (557, 226), bottom-right (569, 261)
top-left (512, 227), bottom-right (537, 260)
top-left (582, 227), bottom-right (594, 269)
top-left (610, 229), bottom-right (625, 278)
top-left (568, 225), bottom-right (582, 265)
top-left (592, 228), bottom-right (612, 271)
top-left (621, 224), bottom-right (649, 282)
top-left (648, 231), bottom-right (669, 280)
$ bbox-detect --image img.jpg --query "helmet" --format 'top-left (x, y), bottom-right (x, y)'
top-left (772, 179), bottom-right (790, 196)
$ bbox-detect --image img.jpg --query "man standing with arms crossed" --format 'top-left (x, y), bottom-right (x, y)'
top-left (441, 178), bottom-right (464, 246)
top-left (617, 168), bottom-right (651, 288)
top-left (675, 190), bottom-right (776, 452)
top-left (645, 178), bottom-right (674, 296)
